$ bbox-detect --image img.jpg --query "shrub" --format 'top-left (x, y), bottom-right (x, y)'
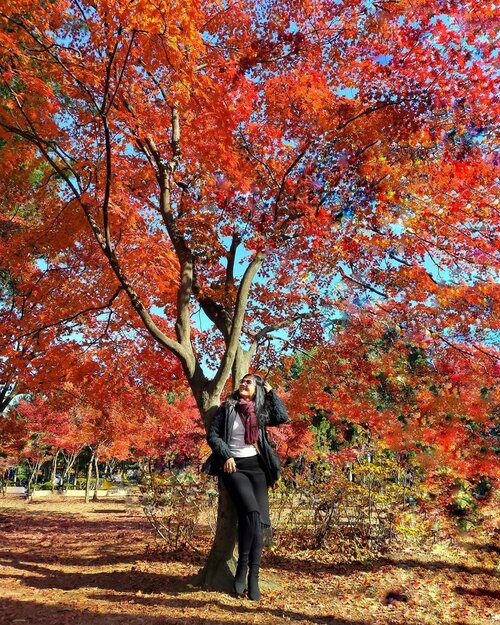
top-left (269, 447), bottom-right (421, 556)
top-left (34, 481), bottom-right (55, 491)
top-left (140, 469), bottom-right (214, 551)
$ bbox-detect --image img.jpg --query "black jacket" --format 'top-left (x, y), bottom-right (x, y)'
top-left (203, 390), bottom-right (289, 485)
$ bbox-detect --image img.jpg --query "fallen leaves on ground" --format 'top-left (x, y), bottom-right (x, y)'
top-left (0, 497), bottom-right (498, 625)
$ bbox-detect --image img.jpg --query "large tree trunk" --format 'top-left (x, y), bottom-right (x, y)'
top-left (192, 481), bottom-right (238, 591)
top-left (187, 365), bottom-right (255, 591)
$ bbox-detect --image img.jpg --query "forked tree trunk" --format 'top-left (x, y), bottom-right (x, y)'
top-left (27, 460), bottom-right (41, 498)
top-left (189, 359), bottom-right (252, 591)
top-left (192, 481), bottom-right (238, 591)
top-left (62, 451), bottom-right (79, 485)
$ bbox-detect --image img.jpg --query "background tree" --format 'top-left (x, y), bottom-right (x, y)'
top-left (283, 309), bottom-right (499, 484)
top-left (0, 0), bottom-right (497, 589)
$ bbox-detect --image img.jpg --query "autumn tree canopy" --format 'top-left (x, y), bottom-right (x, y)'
top-left (283, 309), bottom-right (498, 483)
top-left (1, 0), bottom-right (497, 418)
top-left (0, 0), bottom-right (498, 593)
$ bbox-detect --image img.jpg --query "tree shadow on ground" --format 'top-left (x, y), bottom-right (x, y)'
top-left (455, 586), bottom-right (500, 600)
top-left (454, 540), bottom-right (500, 555)
top-left (0, 567), bottom-right (187, 594)
top-left (0, 548), bottom-right (145, 569)
top-left (0, 509), bottom-right (146, 533)
top-left (0, 596), bottom-right (378, 625)
top-left (3, 558), bottom-right (377, 625)
top-left (0, 541), bottom-right (208, 569)
top-left (0, 597), bottom-right (228, 625)
top-left (88, 592), bottom-right (377, 624)
top-left (265, 553), bottom-right (497, 578)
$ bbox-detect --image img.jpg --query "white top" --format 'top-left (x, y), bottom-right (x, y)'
top-left (229, 412), bottom-right (258, 458)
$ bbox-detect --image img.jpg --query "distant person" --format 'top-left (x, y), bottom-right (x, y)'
top-left (204, 373), bottom-right (288, 600)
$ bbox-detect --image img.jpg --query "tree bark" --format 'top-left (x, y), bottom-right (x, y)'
top-left (92, 455), bottom-right (100, 502)
top-left (27, 460), bottom-right (41, 499)
top-left (62, 451), bottom-right (79, 485)
top-left (50, 450), bottom-right (59, 492)
top-left (85, 447), bottom-right (95, 503)
top-left (192, 480), bottom-right (238, 591)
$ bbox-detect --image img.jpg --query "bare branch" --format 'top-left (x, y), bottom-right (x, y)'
top-left (274, 144), bottom-right (311, 221)
top-left (7, 286), bottom-right (123, 347)
top-left (336, 101), bottom-right (400, 131)
top-left (101, 117), bottom-right (113, 250)
top-left (339, 268), bottom-right (388, 298)
top-left (192, 280), bottom-right (232, 342)
top-left (225, 231), bottom-right (241, 289)
top-left (106, 30), bottom-right (137, 114)
top-left (0, 380), bottom-right (18, 414)
top-left (170, 103), bottom-right (181, 172)
top-left (249, 312), bottom-right (315, 345)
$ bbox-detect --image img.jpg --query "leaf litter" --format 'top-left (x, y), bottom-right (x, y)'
top-left (0, 498), bottom-right (497, 625)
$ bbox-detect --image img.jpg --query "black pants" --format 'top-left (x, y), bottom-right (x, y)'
top-left (222, 455), bottom-right (270, 570)
top-left (221, 455), bottom-right (270, 527)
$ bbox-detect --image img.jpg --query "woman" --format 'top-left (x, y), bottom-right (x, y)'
top-left (204, 373), bottom-right (289, 600)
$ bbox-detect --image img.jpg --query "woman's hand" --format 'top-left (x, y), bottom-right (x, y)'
top-left (224, 457), bottom-right (236, 473)
top-left (264, 380), bottom-right (272, 392)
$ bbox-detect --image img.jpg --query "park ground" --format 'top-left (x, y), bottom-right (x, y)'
top-left (0, 497), bottom-right (498, 625)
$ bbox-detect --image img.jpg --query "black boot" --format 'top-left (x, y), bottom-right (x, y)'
top-left (247, 564), bottom-right (261, 601)
top-left (233, 512), bottom-right (254, 596)
top-left (233, 556), bottom-right (248, 596)
top-left (247, 512), bottom-right (263, 601)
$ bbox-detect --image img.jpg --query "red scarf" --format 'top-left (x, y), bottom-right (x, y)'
top-left (236, 398), bottom-right (259, 445)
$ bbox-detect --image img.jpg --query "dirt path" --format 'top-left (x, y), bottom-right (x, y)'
top-left (0, 497), bottom-right (498, 625)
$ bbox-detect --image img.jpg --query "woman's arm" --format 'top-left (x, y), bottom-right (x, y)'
top-left (206, 405), bottom-right (233, 460)
top-left (265, 389), bottom-right (289, 426)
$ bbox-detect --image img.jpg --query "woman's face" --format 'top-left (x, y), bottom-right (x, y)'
top-left (238, 376), bottom-right (256, 399)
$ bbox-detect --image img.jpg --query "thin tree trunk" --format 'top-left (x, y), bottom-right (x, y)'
top-left (85, 448), bottom-right (95, 504)
top-left (42, 460), bottom-right (51, 482)
top-left (62, 451), bottom-right (79, 485)
top-left (50, 450), bottom-right (60, 492)
top-left (93, 455), bottom-right (99, 502)
top-left (27, 460), bottom-right (41, 499)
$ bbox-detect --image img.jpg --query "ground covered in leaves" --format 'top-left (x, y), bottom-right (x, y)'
top-left (0, 496), bottom-right (498, 625)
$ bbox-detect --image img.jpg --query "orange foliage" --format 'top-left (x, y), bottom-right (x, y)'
top-left (0, 1), bottom-right (497, 485)
top-left (284, 310), bottom-right (499, 484)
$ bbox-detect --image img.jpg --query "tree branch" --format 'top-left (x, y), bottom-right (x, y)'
top-left (6, 286), bottom-right (123, 347)
top-left (249, 312), bottom-right (315, 346)
top-left (0, 379), bottom-right (18, 414)
top-left (106, 30), bottom-right (137, 114)
top-left (209, 251), bottom-right (266, 397)
top-left (191, 280), bottom-right (232, 342)
top-left (339, 268), bottom-right (388, 298)
top-left (225, 230), bottom-right (241, 290)
top-left (274, 143), bottom-right (311, 221)
top-left (336, 101), bottom-right (400, 131)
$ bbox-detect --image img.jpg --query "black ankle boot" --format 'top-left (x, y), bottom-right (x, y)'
top-left (233, 557), bottom-right (248, 595)
top-left (247, 564), bottom-right (261, 601)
